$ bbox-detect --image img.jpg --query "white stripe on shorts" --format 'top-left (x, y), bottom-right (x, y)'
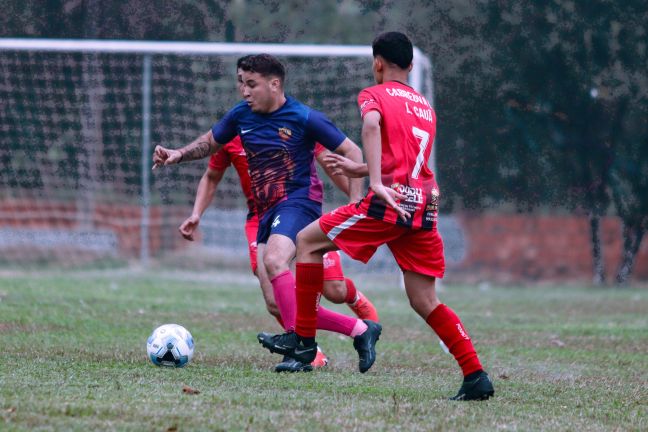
top-left (326, 213), bottom-right (367, 241)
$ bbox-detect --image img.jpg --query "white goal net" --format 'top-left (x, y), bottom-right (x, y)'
top-left (0, 39), bottom-right (434, 273)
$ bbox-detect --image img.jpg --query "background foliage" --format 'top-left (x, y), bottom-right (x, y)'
top-left (1, 0), bottom-right (646, 281)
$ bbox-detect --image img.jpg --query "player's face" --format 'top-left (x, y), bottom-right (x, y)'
top-left (239, 70), bottom-right (281, 113)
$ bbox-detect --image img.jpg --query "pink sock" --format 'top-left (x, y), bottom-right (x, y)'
top-left (271, 270), bottom-right (296, 332)
top-left (350, 319), bottom-right (368, 337)
top-left (316, 306), bottom-right (362, 337)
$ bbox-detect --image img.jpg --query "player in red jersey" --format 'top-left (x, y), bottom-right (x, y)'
top-left (258, 32), bottom-right (494, 400)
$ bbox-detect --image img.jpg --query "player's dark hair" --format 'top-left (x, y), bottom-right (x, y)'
top-left (236, 55), bottom-right (253, 69)
top-left (372, 32), bottom-right (413, 69)
top-left (238, 54), bottom-right (286, 83)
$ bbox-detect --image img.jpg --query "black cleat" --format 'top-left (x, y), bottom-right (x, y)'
top-left (450, 371), bottom-right (495, 401)
top-left (257, 331), bottom-right (318, 364)
top-left (274, 355), bottom-right (313, 373)
top-left (353, 320), bottom-right (382, 373)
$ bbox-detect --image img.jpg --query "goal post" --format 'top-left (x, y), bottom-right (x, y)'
top-left (0, 38), bottom-right (434, 272)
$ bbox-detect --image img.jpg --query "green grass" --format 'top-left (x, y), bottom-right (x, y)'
top-left (0, 271), bottom-right (646, 431)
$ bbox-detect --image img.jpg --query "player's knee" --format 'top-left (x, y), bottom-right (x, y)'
top-left (296, 230), bottom-right (316, 256)
top-left (407, 291), bottom-right (441, 318)
top-left (295, 229), bottom-right (308, 245)
top-left (262, 253), bottom-right (288, 279)
top-left (322, 280), bottom-right (346, 303)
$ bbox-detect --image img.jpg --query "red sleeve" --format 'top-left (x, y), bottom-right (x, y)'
top-left (358, 88), bottom-right (382, 119)
top-left (208, 143), bottom-right (233, 171)
top-left (314, 143), bottom-right (326, 156)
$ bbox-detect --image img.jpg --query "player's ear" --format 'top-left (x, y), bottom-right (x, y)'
top-left (373, 57), bottom-right (383, 73)
top-left (270, 77), bottom-right (281, 92)
top-left (407, 63), bottom-right (413, 72)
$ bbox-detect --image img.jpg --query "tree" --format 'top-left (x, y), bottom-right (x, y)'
top-left (610, 104), bottom-right (648, 284)
top-left (482, 0), bottom-right (648, 283)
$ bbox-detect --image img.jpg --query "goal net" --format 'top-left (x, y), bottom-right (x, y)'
top-left (0, 39), bottom-right (434, 275)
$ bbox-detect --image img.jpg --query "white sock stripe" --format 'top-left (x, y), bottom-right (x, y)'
top-left (326, 213), bottom-right (366, 241)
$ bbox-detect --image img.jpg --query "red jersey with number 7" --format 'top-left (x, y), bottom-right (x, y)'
top-left (357, 80), bottom-right (439, 230)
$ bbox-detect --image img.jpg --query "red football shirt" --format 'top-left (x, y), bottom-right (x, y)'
top-left (208, 136), bottom-right (255, 215)
top-left (314, 142), bottom-right (326, 157)
top-left (357, 81), bottom-right (439, 230)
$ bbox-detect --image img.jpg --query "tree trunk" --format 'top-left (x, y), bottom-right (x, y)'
top-left (615, 219), bottom-right (645, 285)
top-left (590, 213), bottom-right (606, 285)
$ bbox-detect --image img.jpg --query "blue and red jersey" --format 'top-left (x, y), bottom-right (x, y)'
top-left (211, 96), bottom-right (346, 216)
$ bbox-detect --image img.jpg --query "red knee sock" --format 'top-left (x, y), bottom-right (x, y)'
top-left (426, 304), bottom-right (483, 377)
top-left (344, 278), bottom-right (358, 304)
top-left (295, 263), bottom-right (323, 338)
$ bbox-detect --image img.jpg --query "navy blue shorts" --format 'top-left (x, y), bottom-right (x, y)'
top-left (257, 198), bottom-right (322, 245)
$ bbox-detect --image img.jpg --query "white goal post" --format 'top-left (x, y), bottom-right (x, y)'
top-left (0, 38), bottom-right (434, 270)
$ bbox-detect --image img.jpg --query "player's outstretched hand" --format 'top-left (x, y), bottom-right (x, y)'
top-left (323, 153), bottom-right (368, 178)
top-left (370, 183), bottom-right (411, 222)
top-left (179, 215), bottom-right (200, 241)
top-left (152, 145), bottom-right (182, 170)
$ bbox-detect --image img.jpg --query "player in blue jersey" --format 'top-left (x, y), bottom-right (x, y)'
top-left (153, 54), bottom-right (382, 372)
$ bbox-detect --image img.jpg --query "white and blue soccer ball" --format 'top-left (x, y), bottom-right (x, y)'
top-left (146, 324), bottom-right (194, 367)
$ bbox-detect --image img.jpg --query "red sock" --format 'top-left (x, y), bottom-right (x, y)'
top-left (295, 262), bottom-right (323, 338)
top-left (344, 278), bottom-right (357, 304)
top-left (426, 304), bottom-right (483, 377)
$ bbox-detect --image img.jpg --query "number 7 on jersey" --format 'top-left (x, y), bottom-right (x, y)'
top-left (411, 126), bottom-right (430, 179)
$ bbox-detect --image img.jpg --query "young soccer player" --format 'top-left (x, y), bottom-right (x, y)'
top-left (257, 32), bottom-right (494, 400)
top-left (153, 54), bottom-right (381, 372)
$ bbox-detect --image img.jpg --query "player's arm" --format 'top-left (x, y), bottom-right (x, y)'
top-left (179, 166), bottom-right (225, 241)
top-left (332, 138), bottom-right (364, 202)
top-left (306, 110), bottom-right (364, 202)
top-left (362, 111), bottom-right (409, 221)
top-left (152, 130), bottom-right (223, 169)
top-left (322, 152), bottom-right (368, 178)
top-left (315, 148), bottom-right (351, 197)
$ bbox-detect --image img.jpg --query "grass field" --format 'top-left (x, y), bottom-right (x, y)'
top-left (0, 270), bottom-right (646, 431)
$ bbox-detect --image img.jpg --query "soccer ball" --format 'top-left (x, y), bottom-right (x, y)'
top-left (146, 324), bottom-right (194, 367)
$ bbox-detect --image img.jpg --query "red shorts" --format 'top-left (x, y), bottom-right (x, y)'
top-left (244, 215), bottom-right (259, 274)
top-left (319, 203), bottom-right (445, 278)
top-left (322, 251), bottom-right (344, 281)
